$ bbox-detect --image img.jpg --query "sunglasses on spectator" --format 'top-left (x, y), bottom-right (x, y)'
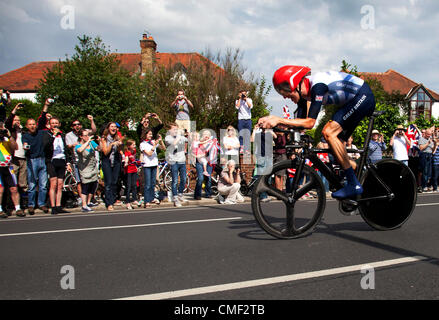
top-left (72, 123), bottom-right (81, 126)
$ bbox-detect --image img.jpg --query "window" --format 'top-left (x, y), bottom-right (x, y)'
top-left (410, 88), bottom-right (432, 120)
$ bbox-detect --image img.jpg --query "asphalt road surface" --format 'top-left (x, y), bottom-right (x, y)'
top-left (1, 193), bottom-right (438, 301)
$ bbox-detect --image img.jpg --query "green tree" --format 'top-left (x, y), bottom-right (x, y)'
top-left (409, 115), bottom-right (439, 129)
top-left (36, 35), bottom-right (146, 133)
top-left (6, 99), bottom-right (42, 124)
top-left (142, 48), bottom-right (271, 135)
top-left (354, 77), bottom-right (406, 147)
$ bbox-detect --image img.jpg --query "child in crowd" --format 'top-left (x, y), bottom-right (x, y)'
top-left (191, 131), bottom-right (211, 176)
top-left (124, 139), bottom-right (139, 210)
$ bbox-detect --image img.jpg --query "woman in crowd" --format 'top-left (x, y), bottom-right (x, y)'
top-left (75, 129), bottom-right (100, 212)
top-left (140, 128), bottom-right (165, 208)
top-left (217, 159), bottom-right (244, 205)
top-left (100, 122), bottom-right (123, 211)
top-left (222, 125), bottom-right (240, 166)
top-left (45, 117), bottom-right (71, 215)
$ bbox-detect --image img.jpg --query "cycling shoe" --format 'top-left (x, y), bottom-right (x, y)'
top-left (332, 183), bottom-right (363, 199)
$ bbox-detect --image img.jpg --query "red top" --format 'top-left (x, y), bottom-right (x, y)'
top-left (124, 150), bottom-right (138, 173)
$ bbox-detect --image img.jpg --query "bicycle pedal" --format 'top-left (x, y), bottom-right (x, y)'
top-left (342, 199), bottom-right (358, 206)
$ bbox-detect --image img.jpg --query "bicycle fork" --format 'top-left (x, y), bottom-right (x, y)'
top-left (285, 157), bottom-right (306, 233)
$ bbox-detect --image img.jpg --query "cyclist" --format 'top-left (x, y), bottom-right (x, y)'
top-left (258, 66), bottom-right (376, 199)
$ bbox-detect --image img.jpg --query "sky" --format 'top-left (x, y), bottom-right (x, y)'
top-left (0, 0), bottom-right (438, 116)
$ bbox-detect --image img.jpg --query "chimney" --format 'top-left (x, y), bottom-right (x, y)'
top-left (140, 33), bottom-right (157, 74)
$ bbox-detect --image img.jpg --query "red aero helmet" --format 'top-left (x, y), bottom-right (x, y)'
top-left (272, 65), bottom-right (311, 94)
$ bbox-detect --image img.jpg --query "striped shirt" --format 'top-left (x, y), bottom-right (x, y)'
top-left (368, 141), bottom-right (386, 164)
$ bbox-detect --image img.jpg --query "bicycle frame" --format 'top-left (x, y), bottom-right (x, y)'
top-left (286, 111), bottom-right (394, 203)
top-left (158, 160), bottom-right (169, 177)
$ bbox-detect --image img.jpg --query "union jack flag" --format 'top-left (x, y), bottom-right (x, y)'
top-left (283, 105), bottom-right (292, 119)
top-left (204, 138), bottom-right (220, 165)
top-left (406, 124), bottom-right (420, 155)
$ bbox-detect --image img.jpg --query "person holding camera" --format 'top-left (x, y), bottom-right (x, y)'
top-left (140, 129), bottom-right (166, 208)
top-left (217, 159), bottom-right (244, 205)
top-left (419, 128), bottom-right (436, 192)
top-left (0, 89), bottom-right (11, 123)
top-left (5, 103), bottom-right (28, 208)
top-left (137, 112), bottom-right (164, 141)
top-left (22, 99), bottom-right (53, 215)
top-left (171, 90), bottom-right (193, 134)
top-left (75, 129), bottom-right (100, 212)
top-left (43, 117), bottom-right (72, 215)
top-left (0, 124), bottom-right (24, 218)
top-left (165, 123), bottom-right (188, 207)
top-left (368, 129), bottom-right (387, 164)
top-left (65, 115), bottom-right (97, 205)
top-left (389, 125), bottom-right (410, 166)
top-left (235, 90), bottom-right (253, 154)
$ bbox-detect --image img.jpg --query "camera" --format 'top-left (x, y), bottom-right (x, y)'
top-left (24, 144), bottom-right (31, 150)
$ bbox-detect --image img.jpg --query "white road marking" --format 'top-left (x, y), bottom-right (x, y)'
top-left (116, 256), bottom-right (428, 300)
top-left (0, 206), bottom-right (215, 222)
top-left (0, 217), bottom-right (242, 237)
top-left (416, 203), bottom-right (439, 207)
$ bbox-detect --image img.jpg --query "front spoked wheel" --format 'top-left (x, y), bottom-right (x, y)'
top-left (359, 159), bottom-right (417, 230)
top-left (251, 160), bottom-right (326, 239)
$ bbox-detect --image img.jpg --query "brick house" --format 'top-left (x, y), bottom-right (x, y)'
top-left (0, 34), bottom-right (224, 102)
top-left (359, 69), bottom-right (439, 121)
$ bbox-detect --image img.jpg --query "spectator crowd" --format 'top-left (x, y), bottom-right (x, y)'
top-left (368, 124), bottom-right (439, 193)
top-left (1, 87), bottom-right (438, 219)
top-left (0, 89), bottom-right (259, 218)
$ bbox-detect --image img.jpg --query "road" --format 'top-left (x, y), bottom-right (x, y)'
top-left (0, 193), bottom-right (438, 302)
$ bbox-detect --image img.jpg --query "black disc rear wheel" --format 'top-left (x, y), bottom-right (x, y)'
top-left (359, 159), bottom-right (417, 230)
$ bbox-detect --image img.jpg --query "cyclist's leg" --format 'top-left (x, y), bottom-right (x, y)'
top-left (322, 121), bottom-right (351, 170)
top-left (323, 84), bottom-right (375, 199)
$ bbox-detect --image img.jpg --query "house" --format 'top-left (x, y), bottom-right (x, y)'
top-left (359, 69), bottom-right (439, 121)
top-left (0, 34), bottom-right (224, 102)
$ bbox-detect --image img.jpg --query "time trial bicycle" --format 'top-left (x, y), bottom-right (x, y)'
top-left (251, 110), bottom-right (417, 239)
